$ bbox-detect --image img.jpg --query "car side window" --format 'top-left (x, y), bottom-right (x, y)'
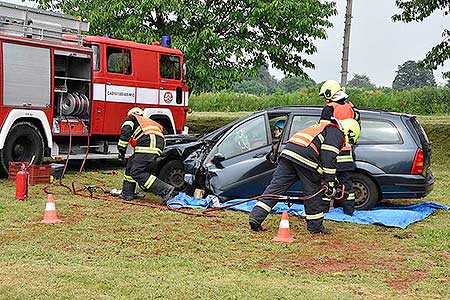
top-left (288, 115), bottom-right (320, 138)
top-left (218, 116), bottom-right (268, 159)
top-left (358, 119), bottom-right (402, 144)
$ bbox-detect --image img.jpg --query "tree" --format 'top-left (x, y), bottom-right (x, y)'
top-left (35, 0), bottom-right (337, 91)
top-left (278, 76), bottom-right (316, 93)
top-left (231, 65), bottom-right (278, 95)
top-left (231, 79), bottom-right (268, 95)
top-left (347, 74), bottom-right (375, 89)
top-left (392, 60), bottom-right (436, 90)
top-left (393, 1), bottom-right (450, 79)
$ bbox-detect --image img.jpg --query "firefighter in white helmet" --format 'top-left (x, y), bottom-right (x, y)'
top-left (319, 80), bottom-right (361, 215)
top-left (117, 107), bottom-right (175, 202)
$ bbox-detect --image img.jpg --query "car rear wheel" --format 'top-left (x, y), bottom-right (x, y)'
top-left (159, 160), bottom-right (186, 191)
top-left (352, 173), bottom-right (379, 210)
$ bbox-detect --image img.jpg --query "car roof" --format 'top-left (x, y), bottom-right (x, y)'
top-left (203, 105), bottom-right (413, 141)
top-left (262, 106), bottom-right (414, 119)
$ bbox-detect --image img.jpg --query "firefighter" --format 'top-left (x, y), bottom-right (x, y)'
top-left (273, 120), bottom-right (285, 140)
top-left (319, 80), bottom-right (360, 215)
top-left (117, 107), bottom-right (175, 202)
top-left (319, 80), bottom-right (360, 123)
top-left (249, 118), bottom-right (359, 234)
top-left (268, 120), bottom-right (286, 163)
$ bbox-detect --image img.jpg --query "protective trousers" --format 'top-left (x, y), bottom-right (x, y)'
top-left (123, 153), bottom-right (173, 198)
top-left (337, 171), bottom-right (355, 215)
top-left (248, 157), bottom-right (329, 233)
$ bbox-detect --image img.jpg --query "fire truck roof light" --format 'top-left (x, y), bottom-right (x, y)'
top-left (161, 36), bottom-right (171, 48)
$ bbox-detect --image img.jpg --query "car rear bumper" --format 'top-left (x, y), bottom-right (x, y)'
top-left (374, 172), bottom-right (434, 199)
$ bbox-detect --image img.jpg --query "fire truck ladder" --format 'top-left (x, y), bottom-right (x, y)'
top-left (0, 1), bottom-right (89, 45)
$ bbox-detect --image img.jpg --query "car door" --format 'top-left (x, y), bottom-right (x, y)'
top-left (205, 113), bottom-right (275, 199)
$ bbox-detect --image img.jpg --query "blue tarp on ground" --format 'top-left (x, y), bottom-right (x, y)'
top-left (168, 193), bottom-right (450, 229)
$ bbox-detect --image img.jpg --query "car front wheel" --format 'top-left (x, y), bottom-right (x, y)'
top-left (352, 173), bottom-right (379, 210)
top-left (159, 160), bottom-right (186, 191)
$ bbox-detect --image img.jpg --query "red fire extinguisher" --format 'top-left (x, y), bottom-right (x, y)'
top-left (15, 164), bottom-right (29, 201)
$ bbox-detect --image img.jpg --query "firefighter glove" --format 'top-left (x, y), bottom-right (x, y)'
top-left (348, 130), bottom-right (357, 145)
top-left (323, 181), bottom-right (337, 198)
top-left (118, 151), bottom-right (125, 161)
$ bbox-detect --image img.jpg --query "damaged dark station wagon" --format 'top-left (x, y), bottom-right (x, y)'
top-left (156, 106), bottom-right (434, 210)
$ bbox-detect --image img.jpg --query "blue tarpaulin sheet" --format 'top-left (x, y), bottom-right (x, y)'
top-left (168, 193), bottom-right (449, 229)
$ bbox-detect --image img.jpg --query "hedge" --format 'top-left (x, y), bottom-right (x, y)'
top-left (189, 87), bottom-right (450, 115)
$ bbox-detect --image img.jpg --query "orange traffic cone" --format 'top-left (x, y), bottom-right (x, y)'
top-left (272, 211), bottom-right (295, 243)
top-left (41, 193), bottom-right (63, 224)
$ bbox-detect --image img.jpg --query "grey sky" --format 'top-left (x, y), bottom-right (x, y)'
top-left (4, 0), bottom-right (449, 87)
top-left (270, 0), bottom-right (449, 87)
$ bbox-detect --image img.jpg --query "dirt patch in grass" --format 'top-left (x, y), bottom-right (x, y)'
top-left (318, 239), bottom-right (383, 252)
top-left (0, 275), bottom-right (19, 287)
top-left (203, 218), bottom-right (237, 230)
top-left (385, 269), bottom-right (429, 292)
top-left (441, 252), bottom-right (450, 261)
top-left (292, 256), bottom-right (374, 273)
top-left (63, 203), bottom-right (88, 224)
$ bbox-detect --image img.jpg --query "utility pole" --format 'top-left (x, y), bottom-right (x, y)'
top-left (340, 0), bottom-right (353, 87)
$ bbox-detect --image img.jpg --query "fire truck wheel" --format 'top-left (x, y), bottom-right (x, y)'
top-left (159, 160), bottom-right (186, 191)
top-left (0, 122), bottom-right (44, 175)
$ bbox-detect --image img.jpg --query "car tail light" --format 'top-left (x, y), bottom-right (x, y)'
top-left (411, 148), bottom-right (424, 175)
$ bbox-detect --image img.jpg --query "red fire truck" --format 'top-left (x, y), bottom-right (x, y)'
top-left (0, 2), bottom-right (189, 175)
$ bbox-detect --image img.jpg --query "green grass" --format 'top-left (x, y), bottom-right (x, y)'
top-left (1, 115), bottom-right (450, 299)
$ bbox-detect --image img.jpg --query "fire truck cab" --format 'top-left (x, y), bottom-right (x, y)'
top-left (84, 35), bottom-right (188, 136)
top-left (0, 2), bottom-right (189, 175)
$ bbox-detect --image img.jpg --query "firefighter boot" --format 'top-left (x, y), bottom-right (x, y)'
top-left (119, 181), bottom-right (135, 201)
top-left (307, 219), bottom-right (331, 234)
top-left (248, 198), bottom-right (277, 232)
top-left (249, 219), bottom-right (264, 232)
top-left (342, 199), bottom-right (355, 216)
top-left (160, 185), bottom-right (176, 204)
top-left (130, 182), bottom-right (145, 200)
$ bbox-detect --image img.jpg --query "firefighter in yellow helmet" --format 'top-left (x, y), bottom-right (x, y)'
top-left (249, 117), bottom-right (358, 234)
top-left (319, 80), bottom-right (360, 122)
top-left (117, 107), bottom-right (175, 202)
top-left (319, 80), bottom-right (361, 215)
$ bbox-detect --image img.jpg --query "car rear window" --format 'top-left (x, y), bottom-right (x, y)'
top-left (410, 117), bottom-right (430, 144)
top-left (358, 119), bottom-right (402, 144)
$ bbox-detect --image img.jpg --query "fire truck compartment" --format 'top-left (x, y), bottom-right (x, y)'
top-left (2, 42), bottom-right (51, 108)
top-left (53, 51), bottom-right (91, 135)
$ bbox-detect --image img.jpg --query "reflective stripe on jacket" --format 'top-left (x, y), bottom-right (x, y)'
top-left (129, 116), bottom-right (164, 149)
top-left (282, 122), bottom-right (344, 181)
top-left (118, 115), bottom-right (165, 155)
top-left (288, 121), bottom-right (338, 155)
top-left (336, 143), bottom-right (355, 171)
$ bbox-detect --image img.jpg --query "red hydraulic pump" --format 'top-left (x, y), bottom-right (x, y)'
top-left (15, 164), bottom-right (29, 200)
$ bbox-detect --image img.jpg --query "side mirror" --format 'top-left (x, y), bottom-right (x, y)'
top-left (211, 153), bottom-right (225, 168)
top-left (182, 61), bottom-right (188, 80)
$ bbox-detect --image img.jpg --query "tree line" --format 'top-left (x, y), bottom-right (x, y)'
top-left (35, 0), bottom-right (450, 93)
top-left (230, 60), bottom-right (439, 95)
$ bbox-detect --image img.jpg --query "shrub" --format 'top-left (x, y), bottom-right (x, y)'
top-left (189, 87), bottom-right (450, 115)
